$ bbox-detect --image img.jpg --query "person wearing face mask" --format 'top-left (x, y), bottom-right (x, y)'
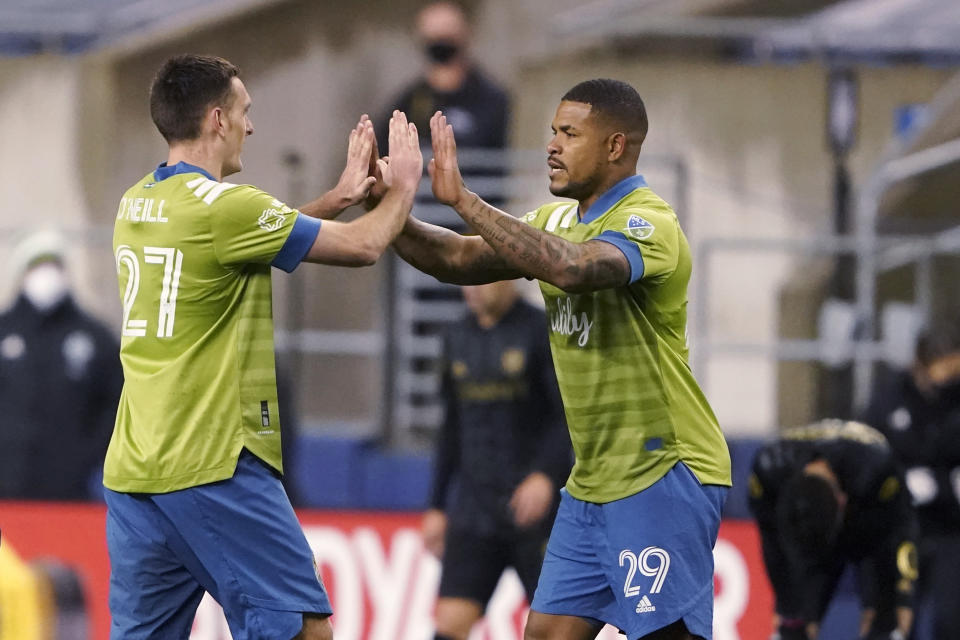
top-left (748, 420), bottom-right (918, 640)
top-left (862, 328), bottom-right (960, 639)
top-left (0, 230), bottom-right (123, 500)
top-left (375, 2), bottom-right (510, 156)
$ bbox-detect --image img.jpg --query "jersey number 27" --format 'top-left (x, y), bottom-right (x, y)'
top-left (115, 245), bottom-right (184, 338)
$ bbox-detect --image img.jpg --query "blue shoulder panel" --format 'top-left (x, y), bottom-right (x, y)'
top-left (272, 214), bottom-right (322, 273)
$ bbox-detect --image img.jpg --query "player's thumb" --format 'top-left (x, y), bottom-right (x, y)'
top-left (427, 157), bottom-right (436, 179)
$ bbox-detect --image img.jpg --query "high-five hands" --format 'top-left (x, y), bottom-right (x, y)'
top-left (428, 111), bottom-right (468, 208)
top-left (364, 115), bottom-right (390, 210)
top-left (331, 115), bottom-right (378, 209)
top-left (381, 110), bottom-right (423, 195)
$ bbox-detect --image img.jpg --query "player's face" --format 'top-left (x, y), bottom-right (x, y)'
top-left (221, 78), bottom-right (254, 177)
top-left (547, 101), bottom-right (608, 202)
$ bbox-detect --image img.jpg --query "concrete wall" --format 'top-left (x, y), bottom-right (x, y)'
top-left (0, 0), bottom-right (954, 436)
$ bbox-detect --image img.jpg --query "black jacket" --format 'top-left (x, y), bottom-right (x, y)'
top-left (0, 295), bottom-right (122, 500)
top-left (430, 300), bottom-right (571, 537)
top-left (863, 367), bottom-right (960, 535)
top-left (377, 67), bottom-right (510, 151)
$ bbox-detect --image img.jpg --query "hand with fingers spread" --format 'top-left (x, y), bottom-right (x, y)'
top-left (381, 110), bottom-right (423, 196)
top-left (330, 115), bottom-right (379, 210)
top-left (428, 111), bottom-right (468, 208)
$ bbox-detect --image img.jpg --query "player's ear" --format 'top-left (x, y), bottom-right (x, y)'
top-left (607, 132), bottom-right (626, 162)
top-left (210, 106), bottom-right (225, 137)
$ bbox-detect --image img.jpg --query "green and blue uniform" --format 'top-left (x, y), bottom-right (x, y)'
top-left (524, 175), bottom-right (730, 639)
top-left (105, 161), bottom-right (329, 640)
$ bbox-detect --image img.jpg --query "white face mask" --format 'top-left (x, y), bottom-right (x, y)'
top-left (22, 262), bottom-right (69, 312)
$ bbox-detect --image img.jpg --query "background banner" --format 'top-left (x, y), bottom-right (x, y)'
top-left (0, 503), bottom-right (774, 640)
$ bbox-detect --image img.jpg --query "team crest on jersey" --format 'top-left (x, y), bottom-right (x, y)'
top-left (451, 360), bottom-right (468, 378)
top-left (501, 348), bottom-right (525, 374)
top-left (258, 208), bottom-right (287, 232)
top-left (625, 214), bottom-right (654, 240)
top-left (520, 211), bottom-right (537, 224)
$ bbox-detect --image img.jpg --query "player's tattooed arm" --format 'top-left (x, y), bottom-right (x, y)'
top-left (393, 216), bottom-right (524, 285)
top-left (428, 110), bottom-right (629, 293)
top-left (455, 194), bottom-right (629, 293)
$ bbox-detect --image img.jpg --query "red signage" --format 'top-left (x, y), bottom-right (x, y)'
top-left (0, 503), bottom-right (773, 640)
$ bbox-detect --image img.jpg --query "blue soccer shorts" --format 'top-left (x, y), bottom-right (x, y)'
top-left (531, 462), bottom-right (728, 640)
top-left (105, 450), bottom-right (332, 640)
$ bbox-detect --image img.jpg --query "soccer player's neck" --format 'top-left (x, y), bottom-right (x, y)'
top-left (578, 168), bottom-right (639, 214)
top-left (166, 142), bottom-right (224, 182)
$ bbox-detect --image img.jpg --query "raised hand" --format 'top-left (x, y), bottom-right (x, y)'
top-left (364, 115), bottom-right (389, 210)
top-left (331, 116), bottom-right (378, 208)
top-left (383, 110), bottom-right (423, 194)
top-left (428, 111), bottom-right (468, 208)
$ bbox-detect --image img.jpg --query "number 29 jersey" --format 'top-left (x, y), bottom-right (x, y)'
top-left (105, 163), bottom-right (308, 494)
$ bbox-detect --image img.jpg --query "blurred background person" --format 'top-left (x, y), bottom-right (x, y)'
top-left (376, 1), bottom-right (510, 153)
top-left (423, 279), bottom-right (570, 640)
top-left (862, 327), bottom-right (960, 639)
top-left (0, 230), bottom-right (122, 501)
top-left (30, 560), bottom-right (89, 640)
top-left (0, 541), bottom-right (45, 640)
top-left (748, 420), bottom-right (917, 640)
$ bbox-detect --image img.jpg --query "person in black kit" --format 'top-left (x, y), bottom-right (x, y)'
top-left (862, 328), bottom-right (960, 639)
top-left (376, 1), bottom-right (510, 154)
top-left (748, 420), bottom-right (917, 640)
top-left (0, 231), bottom-right (123, 500)
top-left (423, 279), bottom-right (570, 640)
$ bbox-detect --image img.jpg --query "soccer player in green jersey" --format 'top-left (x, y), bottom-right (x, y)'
top-left (105, 54), bottom-right (422, 640)
top-left (390, 79), bottom-right (731, 640)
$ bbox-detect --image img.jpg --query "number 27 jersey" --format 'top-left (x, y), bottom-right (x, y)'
top-left (106, 165), bottom-right (302, 494)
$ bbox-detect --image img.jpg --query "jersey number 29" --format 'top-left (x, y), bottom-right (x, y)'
top-left (620, 546), bottom-right (671, 596)
top-left (115, 245), bottom-right (184, 338)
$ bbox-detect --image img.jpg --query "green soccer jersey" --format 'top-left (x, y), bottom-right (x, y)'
top-left (105, 162), bottom-right (317, 493)
top-left (522, 175), bottom-right (731, 502)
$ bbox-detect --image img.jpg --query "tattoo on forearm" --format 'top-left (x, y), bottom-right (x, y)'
top-left (459, 194), bottom-right (628, 290)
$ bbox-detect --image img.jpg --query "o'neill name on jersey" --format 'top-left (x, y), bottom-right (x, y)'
top-left (117, 197), bottom-right (169, 223)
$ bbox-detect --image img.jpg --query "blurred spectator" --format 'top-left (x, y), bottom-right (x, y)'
top-left (376, 1), bottom-right (510, 153)
top-left (862, 328), bottom-right (960, 639)
top-left (31, 560), bottom-right (88, 640)
top-left (748, 420), bottom-right (917, 640)
top-left (0, 542), bottom-right (45, 640)
top-left (424, 280), bottom-right (570, 640)
top-left (0, 231), bottom-right (122, 500)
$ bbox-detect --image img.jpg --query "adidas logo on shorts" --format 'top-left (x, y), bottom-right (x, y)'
top-left (635, 595), bottom-right (656, 614)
